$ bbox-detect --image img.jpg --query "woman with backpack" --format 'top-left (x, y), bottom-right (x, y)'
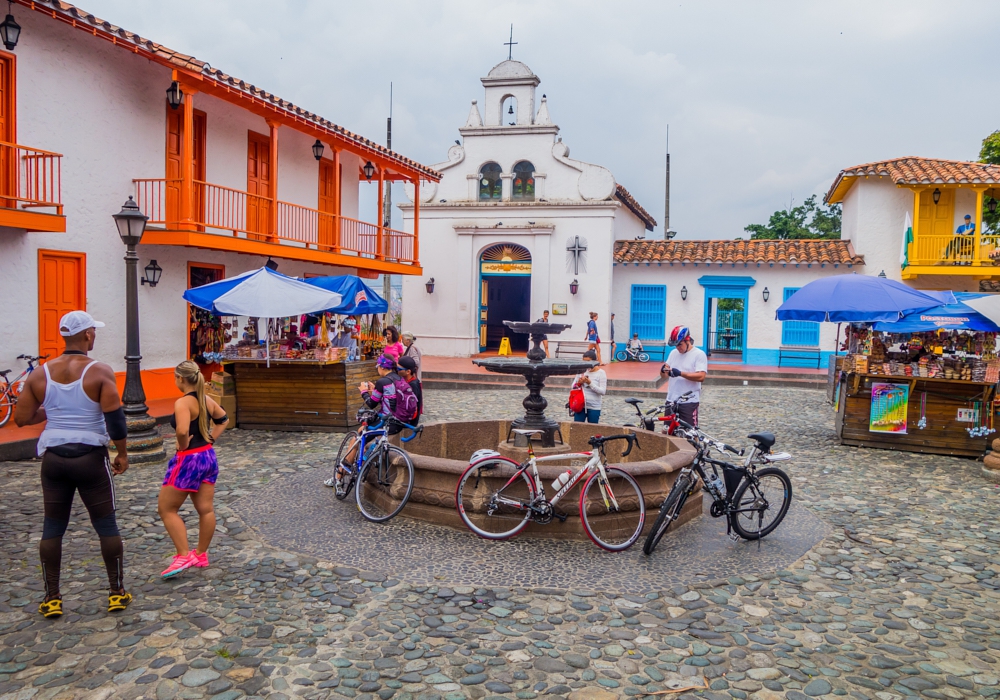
top-left (570, 350), bottom-right (607, 423)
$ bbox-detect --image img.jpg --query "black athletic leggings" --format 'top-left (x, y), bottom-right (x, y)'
top-left (40, 447), bottom-right (123, 598)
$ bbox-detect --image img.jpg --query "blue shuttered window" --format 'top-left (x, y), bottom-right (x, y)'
top-left (629, 284), bottom-right (666, 340)
top-left (781, 287), bottom-right (819, 346)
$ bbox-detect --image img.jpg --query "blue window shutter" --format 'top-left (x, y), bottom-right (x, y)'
top-left (781, 287), bottom-right (819, 346)
top-left (629, 285), bottom-right (666, 341)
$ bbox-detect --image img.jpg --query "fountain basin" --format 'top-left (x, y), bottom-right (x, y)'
top-left (390, 419), bottom-right (701, 541)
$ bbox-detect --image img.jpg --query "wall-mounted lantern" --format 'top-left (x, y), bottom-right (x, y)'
top-left (932, 188), bottom-right (941, 205)
top-left (141, 260), bottom-right (162, 288)
top-left (265, 257), bottom-right (279, 271)
top-left (680, 285), bottom-right (688, 301)
top-left (569, 279), bottom-right (579, 295)
top-left (878, 270), bottom-right (887, 278)
top-left (0, 3), bottom-right (21, 51)
top-left (363, 161), bottom-right (375, 180)
top-left (762, 287), bottom-right (770, 302)
top-left (425, 278), bottom-right (435, 294)
top-left (989, 197), bottom-right (998, 214)
top-left (312, 139), bottom-right (324, 161)
top-left (166, 80), bottom-right (183, 110)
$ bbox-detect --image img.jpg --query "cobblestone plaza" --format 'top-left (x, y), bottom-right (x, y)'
top-left (1, 386), bottom-right (999, 700)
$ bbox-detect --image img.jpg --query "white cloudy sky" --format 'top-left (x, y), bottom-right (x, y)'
top-left (82, 0), bottom-right (1000, 239)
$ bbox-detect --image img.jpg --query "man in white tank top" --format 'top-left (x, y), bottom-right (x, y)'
top-left (14, 311), bottom-right (133, 617)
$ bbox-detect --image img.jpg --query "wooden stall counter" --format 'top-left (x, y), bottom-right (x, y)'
top-left (224, 359), bottom-right (379, 431)
top-left (835, 371), bottom-right (995, 457)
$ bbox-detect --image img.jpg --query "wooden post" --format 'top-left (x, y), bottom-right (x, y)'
top-left (413, 178), bottom-right (420, 264)
top-left (267, 120), bottom-right (279, 242)
top-left (332, 148), bottom-right (341, 253)
top-left (181, 88), bottom-right (195, 231)
top-left (975, 187), bottom-right (985, 266)
top-left (376, 166), bottom-right (385, 260)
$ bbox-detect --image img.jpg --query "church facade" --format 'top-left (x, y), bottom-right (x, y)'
top-left (400, 60), bottom-right (655, 356)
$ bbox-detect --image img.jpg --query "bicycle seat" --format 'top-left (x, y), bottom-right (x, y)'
top-left (624, 398), bottom-right (642, 405)
top-left (511, 429), bottom-right (544, 437)
top-left (0, 369), bottom-right (9, 377)
top-left (748, 432), bottom-right (775, 449)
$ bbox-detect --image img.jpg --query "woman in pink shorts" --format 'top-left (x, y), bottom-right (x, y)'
top-left (158, 361), bottom-right (229, 578)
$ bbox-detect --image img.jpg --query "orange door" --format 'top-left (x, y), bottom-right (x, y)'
top-left (247, 131), bottom-right (271, 240)
top-left (38, 251), bottom-right (86, 360)
top-left (318, 159), bottom-right (335, 249)
top-left (0, 53), bottom-right (15, 204)
top-left (165, 107), bottom-right (206, 226)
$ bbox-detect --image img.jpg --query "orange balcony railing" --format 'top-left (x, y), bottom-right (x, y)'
top-left (0, 141), bottom-right (63, 214)
top-left (133, 178), bottom-right (416, 264)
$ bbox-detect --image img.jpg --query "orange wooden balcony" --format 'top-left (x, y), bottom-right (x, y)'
top-left (0, 141), bottom-right (65, 232)
top-left (133, 178), bottom-right (418, 273)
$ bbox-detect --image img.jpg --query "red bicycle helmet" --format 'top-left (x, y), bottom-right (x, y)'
top-left (668, 326), bottom-right (690, 347)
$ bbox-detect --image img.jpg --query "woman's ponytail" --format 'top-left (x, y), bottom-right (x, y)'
top-left (175, 360), bottom-right (211, 444)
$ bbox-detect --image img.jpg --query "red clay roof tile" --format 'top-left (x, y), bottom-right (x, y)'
top-left (613, 239), bottom-right (864, 266)
top-left (614, 184), bottom-right (656, 231)
top-left (826, 157), bottom-right (1000, 203)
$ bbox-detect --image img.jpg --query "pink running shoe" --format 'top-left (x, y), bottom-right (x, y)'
top-left (161, 553), bottom-right (195, 578)
top-left (191, 551), bottom-right (209, 568)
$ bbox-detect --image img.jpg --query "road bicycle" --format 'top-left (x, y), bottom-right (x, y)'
top-left (332, 410), bottom-right (421, 523)
top-left (623, 391), bottom-right (694, 435)
top-left (643, 420), bottom-right (792, 556)
top-left (455, 429), bottom-right (646, 551)
top-left (614, 345), bottom-right (650, 363)
top-left (0, 355), bottom-right (47, 428)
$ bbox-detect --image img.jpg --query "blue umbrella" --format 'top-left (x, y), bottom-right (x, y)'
top-left (776, 274), bottom-right (954, 323)
top-left (183, 266), bottom-right (341, 317)
top-left (873, 293), bottom-right (1000, 333)
top-left (301, 275), bottom-right (388, 315)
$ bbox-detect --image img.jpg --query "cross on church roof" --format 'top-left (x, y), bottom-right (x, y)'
top-left (504, 24), bottom-right (517, 60)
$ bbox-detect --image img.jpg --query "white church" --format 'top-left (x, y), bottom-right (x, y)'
top-left (402, 58), bottom-right (1000, 367)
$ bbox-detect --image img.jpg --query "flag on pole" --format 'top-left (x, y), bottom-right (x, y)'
top-left (900, 211), bottom-right (913, 269)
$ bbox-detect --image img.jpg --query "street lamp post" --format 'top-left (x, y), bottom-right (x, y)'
top-left (113, 196), bottom-right (166, 464)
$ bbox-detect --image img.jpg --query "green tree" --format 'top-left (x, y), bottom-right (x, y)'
top-left (980, 130), bottom-right (1000, 235)
top-left (745, 195), bottom-right (842, 240)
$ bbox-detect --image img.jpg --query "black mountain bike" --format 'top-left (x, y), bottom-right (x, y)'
top-left (643, 420), bottom-right (792, 555)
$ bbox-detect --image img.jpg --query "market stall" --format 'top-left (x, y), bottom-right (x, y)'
top-left (183, 267), bottom-right (390, 431)
top-left (833, 294), bottom-right (1000, 457)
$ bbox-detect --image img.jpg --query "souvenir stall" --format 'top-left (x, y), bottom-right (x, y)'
top-left (183, 268), bottom-right (389, 431)
top-left (832, 293), bottom-right (1000, 457)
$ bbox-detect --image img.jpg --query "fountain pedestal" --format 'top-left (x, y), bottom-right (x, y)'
top-left (473, 321), bottom-right (594, 447)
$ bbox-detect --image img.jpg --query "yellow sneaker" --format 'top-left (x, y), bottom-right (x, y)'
top-left (38, 599), bottom-right (62, 618)
top-left (108, 591), bottom-right (132, 612)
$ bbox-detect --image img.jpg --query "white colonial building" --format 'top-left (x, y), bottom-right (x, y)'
top-left (400, 59), bottom-right (655, 356)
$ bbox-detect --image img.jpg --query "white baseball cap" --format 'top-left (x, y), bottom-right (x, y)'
top-left (59, 311), bottom-right (105, 337)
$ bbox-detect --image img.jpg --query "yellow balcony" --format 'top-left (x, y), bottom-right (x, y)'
top-left (902, 233), bottom-right (1000, 278)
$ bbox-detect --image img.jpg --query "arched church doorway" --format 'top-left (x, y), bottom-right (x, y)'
top-left (479, 243), bottom-right (531, 352)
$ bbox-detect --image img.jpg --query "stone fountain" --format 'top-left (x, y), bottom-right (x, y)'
top-left (473, 320), bottom-right (595, 448)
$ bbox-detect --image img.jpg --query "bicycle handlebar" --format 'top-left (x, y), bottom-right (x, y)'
top-left (17, 354), bottom-right (47, 362)
top-left (588, 432), bottom-right (640, 456)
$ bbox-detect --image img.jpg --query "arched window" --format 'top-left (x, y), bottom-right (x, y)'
top-left (479, 162), bottom-right (502, 201)
top-left (512, 161), bottom-right (535, 201)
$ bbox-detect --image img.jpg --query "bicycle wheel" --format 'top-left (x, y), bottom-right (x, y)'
top-left (637, 353), bottom-right (650, 363)
top-left (643, 474), bottom-right (692, 556)
top-left (356, 445), bottom-right (415, 522)
top-left (0, 386), bottom-right (13, 428)
top-left (456, 457), bottom-right (535, 540)
top-left (614, 350), bottom-right (629, 362)
top-left (333, 431), bottom-right (360, 500)
top-left (729, 467), bottom-right (792, 540)
top-left (580, 467), bottom-right (645, 551)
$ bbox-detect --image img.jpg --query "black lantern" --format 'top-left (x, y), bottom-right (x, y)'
top-left (425, 278), bottom-right (435, 294)
top-left (989, 197), bottom-right (998, 214)
top-left (680, 285), bottom-right (688, 300)
top-left (878, 270), bottom-right (887, 278)
top-left (762, 287), bottom-right (770, 302)
top-left (166, 80), bottom-right (183, 110)
top-left (363, 161), bottom-right (375, 180)
top-left (0, 3), bottom-right (20, 51)
top-left (265, 257), bottom-right (279, 271)
top-left (312, 139), bottom-right (324, 161)
top-left (569, 279), bottom-right (579, 295)
top-left (113, 196), bottom-right (148, 247)
top-left (932, 188), bottom-right (941, 205)
top-left (141, 260), bottom-right (162, 288)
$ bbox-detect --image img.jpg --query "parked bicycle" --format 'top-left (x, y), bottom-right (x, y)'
top-left (455, 429), bottom-right (646, 551)
top-left (0, 355), bottom-right (47, 428)
top-left (623, 391), bottom-right (694, 435)
top-left (333, 409), bottom-right (421, 523)
top-left (643, 421), bottom-right (792, 555)
top-left (614, 345), bottom-right (650, 363)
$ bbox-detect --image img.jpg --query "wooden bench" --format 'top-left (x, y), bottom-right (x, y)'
top-left (554, 340), bottom-right (592, 358)
top-left (778, 346), bottom-right (822, 369)
top-left (642, 343), bottom-right (669, 362)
